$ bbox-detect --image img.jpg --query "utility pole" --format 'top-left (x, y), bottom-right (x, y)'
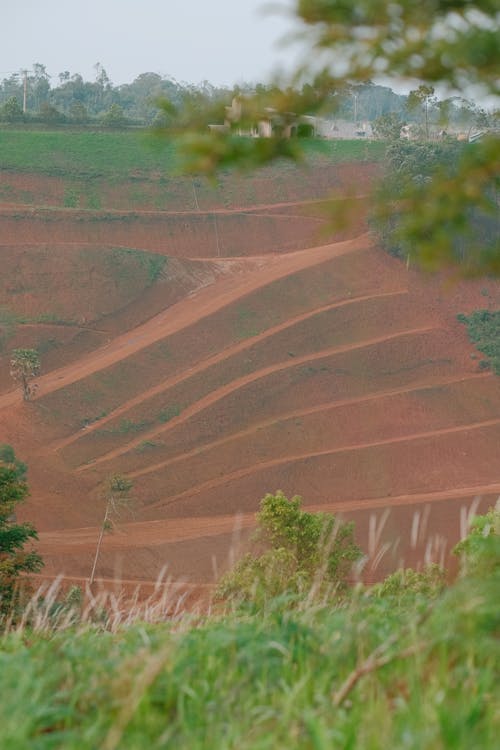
top-left (192, 178), bottom-right (200, 211)
top-left (213, 214), bottom-right (221, 257)
top-left (22, 69), bottom-right (28, 113)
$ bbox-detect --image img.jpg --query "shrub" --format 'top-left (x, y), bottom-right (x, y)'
top-left (216, 491), bottom-right (363, 605)
top-left (458, 310), bottom-right (500, 374)
top-left (370, 563), bottom-right (446, 607)
top-left (453, 501), bottom-right (500, 577)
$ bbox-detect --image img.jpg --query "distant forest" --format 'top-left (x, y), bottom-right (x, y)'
top-left (0, 63), bottom-right (493, 131)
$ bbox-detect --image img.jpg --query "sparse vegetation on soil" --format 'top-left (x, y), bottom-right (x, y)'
top-left (0, 124), bottom-right (499, 598)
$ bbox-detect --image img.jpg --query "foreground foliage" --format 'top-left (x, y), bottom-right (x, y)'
top-left (165, 1), bottom-right (500, 276)
top-left (0, 505), bottom-right (498, 748)
top-left (374, 140), bottom-right (500, 275)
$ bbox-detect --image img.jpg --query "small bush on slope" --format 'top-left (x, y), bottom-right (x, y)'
top-left (370, 563), bottom-right (446, 608)
top-left (457, 310), bottom-right (500, 374)
top-left (216, 491), bottom-right (363, 606)
top-left (454, 499), bottom-right (500, 577)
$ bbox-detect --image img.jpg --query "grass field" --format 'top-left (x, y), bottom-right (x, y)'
top-left (0, 128), bottom-right (384, 177)
top-left (0, 554), bottom-right (498, 749)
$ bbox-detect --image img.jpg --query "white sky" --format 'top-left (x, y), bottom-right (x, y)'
top-left (1, 0), bottom-right (300, 87)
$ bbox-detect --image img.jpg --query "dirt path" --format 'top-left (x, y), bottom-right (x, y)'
top-left (8, 164), bottom-right (497, 587)
top-left (0, 234), bottom-right (371, 412)
top-left (29, 571), bottom-right (214, 589)
top-left (55, 288), bottom-right (406, 454)
top-left (76, 324), bottom-right (437, 471)
top-left (0, 193), bottom-right (368, 219)
top-left (38, 513), bottom-right (255, 551)
top-left (146, 415), bottom-right (500, 513)
top-left (36, 478), bottom-right (500, 553)
top-left (126, 372), bottom-right (491, 480)
top-left (309, 482), bottom-right (500, 515)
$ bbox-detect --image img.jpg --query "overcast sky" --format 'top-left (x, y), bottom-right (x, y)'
top-left (1, 0), bottom-right (301, 87)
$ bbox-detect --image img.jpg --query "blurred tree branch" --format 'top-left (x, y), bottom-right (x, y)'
top-left (156, 1), bottom-right (499, 275)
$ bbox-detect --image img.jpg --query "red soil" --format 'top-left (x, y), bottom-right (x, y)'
top-left (0, 199), bottom-right (368, 257)
top-left (0, 161), bottom-right (378, 211)
top-left (1, 161), bottom-right (499, 593)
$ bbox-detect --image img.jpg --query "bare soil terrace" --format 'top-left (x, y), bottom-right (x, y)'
top-left (1, 157), bottom-right (499, 590)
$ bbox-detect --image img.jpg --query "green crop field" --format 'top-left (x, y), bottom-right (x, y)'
top-left (0, 128), bottom-right (385, 178)
top-left (0, 129), bottom-right (179, 177)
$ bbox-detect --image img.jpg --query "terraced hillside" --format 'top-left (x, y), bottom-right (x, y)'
top-left (0, 129), bottom-right (499, 590)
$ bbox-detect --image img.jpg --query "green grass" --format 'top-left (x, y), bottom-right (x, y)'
top-left (0, 308), bottom-right (80, 352)
top-left (234, 306), bottom-right (262, 339)
top-left (102, 247), bottom-right (167, 285)
top-left (0, 129), bottom-right (384, 180)
top-left (95, 417), bottom-right (153, 436)
top-left (36, 337), bottom-right (60, 355)
top-left (302, 137), bottom-right (386, 162)
top-left (81, 411), bottom-right (109, 428)
top-left (0, 129), bottom-right (179, 177)
top-left (32, 313), bottom-right (76, 325)
top-left (135, 439), bottom-right (164, 452)
top-left (157, 404), bottom-right (181, 423)
top-left (458, 310), bottom-right (500, 374)
top-left (0, 570), bottom-right (498, 749)
top-left (0, 308), bottom-right (23, 350)
top-left (0, 506), bottom-right (498, 749)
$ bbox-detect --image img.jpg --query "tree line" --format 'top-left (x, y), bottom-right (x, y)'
top-left (0, 64), bottom-right (229, 127)
top-left (1, 63), bottom-right (495, 134)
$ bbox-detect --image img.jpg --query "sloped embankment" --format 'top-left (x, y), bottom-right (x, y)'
top-left (0, 244), bottom-right (239, 391)
top-left (1, 155), bottom-right (499, 588)
top-left (5, 235), bottom-right (497, 585)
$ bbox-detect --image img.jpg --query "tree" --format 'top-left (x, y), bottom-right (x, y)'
top-left (217, 491), bottom-right (363, 604)
top-left (407, 85), bottom-right (436, 140)
top-left (90, 474), bottom-right (133, 586)
top-left (0, 96), bottom-right (24, 122)
top-left (9, 349), bottom-right (41, 401)
top-left (37, 102), bottom-right (66, 124)
top-left (68, 101), bottom-right (88, 123)
top-left (293, 3), bottom-right (500, 276)
top-left (29, 63), bottom-right (51, 112)
top-left (372, 112), bottom-right (405, 140)
top-left (295, 1), bottom-right (498, 95)
top-left (373, 138), bottom-right (499, 274)
top-left (169, 1), bottom-right (499, 276)
top-left (0, 446), bottom-right (43, 614)
top-left (100, 103), bottom-right (127, 128)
